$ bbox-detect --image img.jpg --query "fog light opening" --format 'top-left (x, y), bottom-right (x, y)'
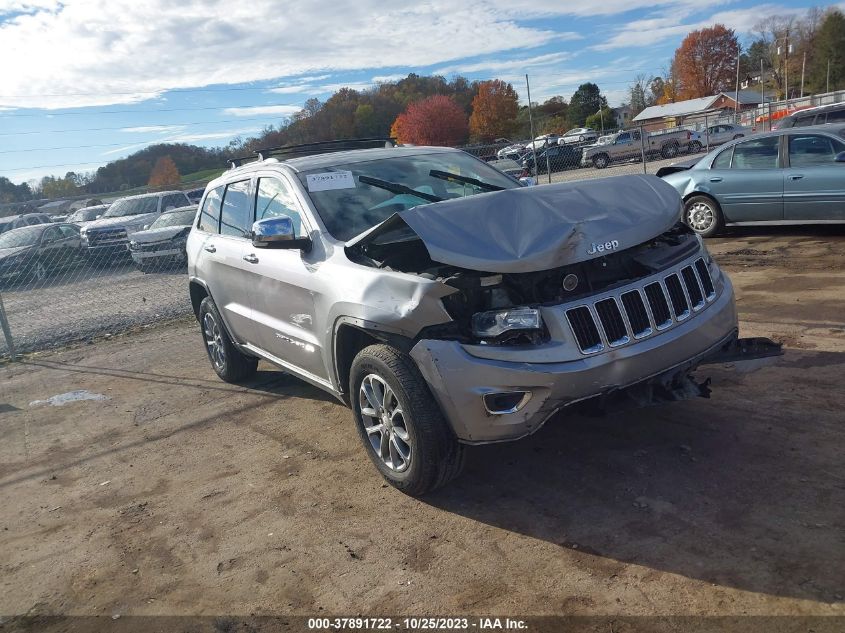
top-left (483, 391), bottom-right (532, 415)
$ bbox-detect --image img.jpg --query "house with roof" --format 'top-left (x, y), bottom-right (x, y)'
top-left (632, 90), bottom-right (768, 130)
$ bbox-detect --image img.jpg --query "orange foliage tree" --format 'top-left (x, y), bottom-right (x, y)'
top-left (148, 156), bottom-right (181, 188)
top-left (672, 24), bottom-right (740, 99)
top-left (389, 95), bottom-right (468, 146)
top-left (469, 79), bottom-right (519, 141)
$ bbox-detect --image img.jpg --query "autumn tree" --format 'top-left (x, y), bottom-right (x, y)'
top-left (148, 156), bottom-right (181, 188)
top-left (568, 83), bottom-right (608, 126)
top-left (390, 95), bottom-right (468, 146)
top-left (672, 24), bottom-right (740, 99)
top-left (468, 79), bottom-right (519, 141)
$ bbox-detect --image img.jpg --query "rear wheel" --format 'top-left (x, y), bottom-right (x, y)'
top-left (350, 344), bottom-right (464, 496)
top-left (733, 134), bottom-right (744, 140)
top-left (29, 261), bottom-right (48, 283)
top-left (592, 153), bottom-right (609, 169)
top-left (662, 142), bottom-right (679, 158)
top-left (684, 195), bottom-right (724, 238)
top-left (198, 296), bottom-right (258, 383)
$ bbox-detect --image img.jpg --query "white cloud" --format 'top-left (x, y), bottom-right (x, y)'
top-left (371, 74), bottom-right (406, 83)
top-left (0, 0), bottom-right (560, 109)
top-left (223, 105), bottom-right (302, 117)
top-left (167, 128), bottom-right (264, 143)
top-left (435, 51), bottom-right (576, 76)
top-left (120, 124), bottom-right (185, 134)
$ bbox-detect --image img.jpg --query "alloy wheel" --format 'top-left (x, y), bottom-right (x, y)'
top-left (202, 312), bottom-right (225, 370)
top-left (687, 201), bottom-right (715, 232)
top-left (359, 373), bottom-right (411, 472)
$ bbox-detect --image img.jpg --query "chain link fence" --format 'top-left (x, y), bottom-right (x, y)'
top-left (2, 90), bottom-right (844, 360)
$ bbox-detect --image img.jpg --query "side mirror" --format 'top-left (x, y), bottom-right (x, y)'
top-left (142, 224), bottom-right (150, 230)
top-left (835, 151), bottom-right (845, 163)
top-left (252, 216), bottom-right (311, 251)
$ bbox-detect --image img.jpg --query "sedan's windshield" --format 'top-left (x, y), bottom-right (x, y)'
top-left (149, 208), bottom-right (196, 229)
top-left (0, 226), bottom-right (42, 249)
top-left (298, 151), bottom-right (519, 241)
top-left (103, 197), bottom-right (158, 217)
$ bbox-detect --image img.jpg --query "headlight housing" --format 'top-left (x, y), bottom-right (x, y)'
top-left (471, 307), bottom-right (542, 338)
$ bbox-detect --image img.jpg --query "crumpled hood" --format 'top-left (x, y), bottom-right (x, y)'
top-left (83, 213), bottom-right (158, 231)
top-left (129, 225), bottom-right (189, 243)
top-left (353, 174), bottom-right (683, 274)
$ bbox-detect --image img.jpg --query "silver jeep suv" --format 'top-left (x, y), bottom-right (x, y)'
top-left (187, 140), bottom-right (749, 495)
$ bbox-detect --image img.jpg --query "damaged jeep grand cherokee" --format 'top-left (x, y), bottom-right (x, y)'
top-left (187, 140), bottom-right (776, 496)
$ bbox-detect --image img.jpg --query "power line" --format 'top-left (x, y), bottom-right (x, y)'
top-left (0, 84), bottom-right (286, 98)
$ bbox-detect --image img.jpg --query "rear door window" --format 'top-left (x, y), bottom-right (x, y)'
top-left (788, 134), bottom-right (845, 167)
top-left (824, 109), bottom-right (845, 124)
top-left (712, 147), bottom-right (733, 169)
top-left (219, 180), bottom-right (253, 238)
top-left (197, 186), bottom-right (224, 233)
top-left (730, 136), bottom-right (780, 169)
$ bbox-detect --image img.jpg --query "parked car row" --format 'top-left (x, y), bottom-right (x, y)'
top-left (0, 194), bottom-right (197, 287)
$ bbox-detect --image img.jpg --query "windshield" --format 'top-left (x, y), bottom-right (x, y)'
top-left (69, 207), bottom-right (105, 222)
top-left (0, 226), bottom-right (42, 249)
top-left (298, 151), bottom-right (519, 241)
top-left (149, 208), bottom-right (196, 229)
top-left (103, 197), bottom-right (158, 218)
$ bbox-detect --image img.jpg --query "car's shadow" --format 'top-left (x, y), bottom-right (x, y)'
top-left (424, 353), bottom-right (845, 603)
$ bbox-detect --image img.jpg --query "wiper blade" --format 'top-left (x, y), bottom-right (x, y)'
top-left (428, 170), bottom-right (505, 192)
top-left (358, 175), bottom-right (442, 203)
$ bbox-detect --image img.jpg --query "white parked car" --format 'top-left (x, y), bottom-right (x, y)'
top-left (700, 124), bottom-right (748, 147)
top-left (559, 128), bottom-right (598, 144)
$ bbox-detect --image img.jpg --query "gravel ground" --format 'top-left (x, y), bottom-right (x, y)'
top-left (0, 227), bottom-right (844, 626)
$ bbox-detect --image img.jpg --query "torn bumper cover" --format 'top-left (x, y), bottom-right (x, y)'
top-left (410, 280), bottom-right (741, 444)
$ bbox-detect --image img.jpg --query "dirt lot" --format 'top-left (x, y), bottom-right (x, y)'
top-left (1, 226), bottom-right (844, 622)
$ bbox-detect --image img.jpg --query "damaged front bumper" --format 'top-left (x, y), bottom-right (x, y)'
top-left (411, 277), bottom-right (744, 444)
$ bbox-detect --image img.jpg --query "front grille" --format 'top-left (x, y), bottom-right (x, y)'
top-left (566, 306), bottom-right (602, 353)
top-left (594, 298), bottom-right (628, 345)
top-left (664, 274), bottom-right (690, 319)
top-left (565, 257), bottom-right (718, 355)
top-left (620, 291), bottom-right (651, 337)
top-left (132, 241), bottom-right (168, 252)
top-left (88, 228), bottom-right (127, 246)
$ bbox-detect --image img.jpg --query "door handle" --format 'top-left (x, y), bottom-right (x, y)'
top-left (789, 174), bottom-right (804, 180)
top-left (243, 254), bottom-right (259, 264)
top-left (204, 244), bottom-right (216, 253)
top-left (709, 177), bottom-right (723, 182)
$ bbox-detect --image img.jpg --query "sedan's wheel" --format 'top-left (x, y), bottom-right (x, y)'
top-left (733, 134), bottom-right (744, 139)
top-left (593, 154), bottom-right (609, 169)
top-left (684, 195), bottom-right (724, 238)
top-left (350, 344), bottom-right (464, 496)
top-left (579, 135), bottom-right (585, 142)
top-left (198, 296), bottom-right (257, 383)
top-left (31, 261), bottom-right (47, 283)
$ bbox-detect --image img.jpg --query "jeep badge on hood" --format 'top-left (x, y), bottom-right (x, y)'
top-left (587, 239), bottom-right (620, 255)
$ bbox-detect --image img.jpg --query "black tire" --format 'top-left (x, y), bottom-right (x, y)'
top-left (662, 142), bottom-right (679, 159)
top-left (198, 296), bottom-right (258, 383)
top-left (733, 134), bottom-right (744, 140)
top-left (28, 260), bottom-right (48, 284)
top-left (689, 140), bottom-right (702, 153)
top-left (592, 153), bottom-right (609, 169)
top-left (684, 195), bottom-right (724, 238)
top-left (350, 344), bottom-right (465, 496)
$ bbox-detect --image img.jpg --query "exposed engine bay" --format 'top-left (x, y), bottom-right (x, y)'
top-left (348, 221), bottom-right (701, 345)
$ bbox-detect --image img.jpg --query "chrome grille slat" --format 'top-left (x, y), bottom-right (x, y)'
top-left (564, 257), bottom-right (718, 356)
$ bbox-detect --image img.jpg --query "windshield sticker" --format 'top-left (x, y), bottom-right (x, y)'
top-left (306, 171), bottom-right (356, 192)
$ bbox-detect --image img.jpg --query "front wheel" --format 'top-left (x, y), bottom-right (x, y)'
top-left (350, 344), bottom-right (464, 496)
top-left (198, 296), bottom-right (258, 383)
top-left (689, 140), bottom-right (702, 153)
top-left (592, 154), bottom-right (609, 169)
top-left (684, 195), bottom-right (724, 238)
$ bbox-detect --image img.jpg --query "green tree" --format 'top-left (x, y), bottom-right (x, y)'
top-left (569, 83), bottom-right (608, 126)
top-left (584, 107), bottom-right (615, 133)
top-left (808, 9), bottom-right (845, 92)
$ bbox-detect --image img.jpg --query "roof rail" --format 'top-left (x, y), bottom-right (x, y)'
top-left (254, 138), bottom-right (396, 161)
top-left (227, 155), bottom-right (257, 169)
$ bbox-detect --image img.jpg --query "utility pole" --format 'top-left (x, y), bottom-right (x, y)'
top-left (734, 53), bottom-right (740, 118)
top-left (800, 51), bottom-right (806, 98)
top-left (761, 58), bottom-right (765, 105)
top-left (525, 74), bottom-right (538, 179)
top-left (828, 59), bottom-right (831, 94)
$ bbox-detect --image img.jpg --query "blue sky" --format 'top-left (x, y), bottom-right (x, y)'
top-left (0, 0), bottom-right (835, 185)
